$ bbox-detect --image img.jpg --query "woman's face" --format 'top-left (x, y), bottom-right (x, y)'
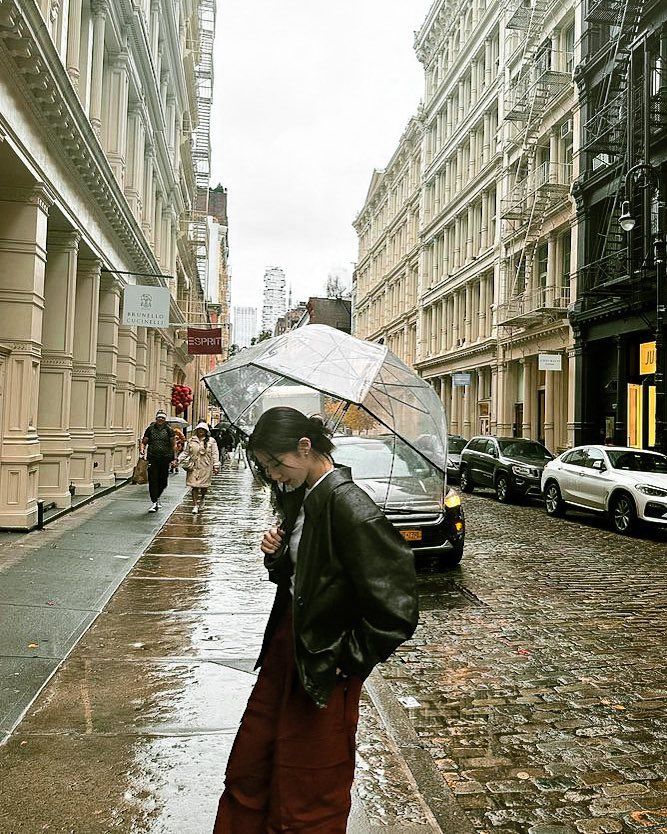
top-left (254, 444), bottom-right (310, 489)
top-left (196, 429), bottom-right (207, 440)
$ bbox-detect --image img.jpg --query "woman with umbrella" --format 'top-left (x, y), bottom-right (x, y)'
top-left (213, 406), bottom-right (418, 833)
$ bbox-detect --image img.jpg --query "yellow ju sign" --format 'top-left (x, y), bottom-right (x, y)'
top-left (640, 341), bottom-right (656, 375)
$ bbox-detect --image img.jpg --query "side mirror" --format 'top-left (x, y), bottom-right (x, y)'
top-left (592, 460), bottom-right (606, 472)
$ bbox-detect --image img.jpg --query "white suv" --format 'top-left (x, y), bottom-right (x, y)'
top-left (541, 445), bottom-right (667, 535)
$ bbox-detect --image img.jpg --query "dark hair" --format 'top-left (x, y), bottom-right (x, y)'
top-left (247, 407), bottom-right (333, 485)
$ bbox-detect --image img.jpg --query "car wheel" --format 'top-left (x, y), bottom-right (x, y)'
top-left (609, 492), bottom-right (637, 535)
top-left (459, 467), bottom-right (474, 493)
top-left (495, 473), bottom-right (512, 503)
top-left (544, 481), bottom-right (566, 517)
top-left (439, 542), bottom-right (463, 570)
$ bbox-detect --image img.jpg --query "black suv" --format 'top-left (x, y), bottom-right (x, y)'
top-left (459, 436), bottom-right (554, 503)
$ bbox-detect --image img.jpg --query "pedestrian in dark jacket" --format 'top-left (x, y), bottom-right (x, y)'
top-left (213, 407), bottom-right (418, 833)
top-left (140, 410), bottom-right (177, 512)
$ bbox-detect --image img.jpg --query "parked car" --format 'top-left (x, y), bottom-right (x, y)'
top-left (541, 445), bottom-right (667, 535)
top-left (459, 436), bottom-right (554, 502)
top-left (446, 435), bottom-right (467, 483)
top-left (333, 435), bottom-right (465, 567)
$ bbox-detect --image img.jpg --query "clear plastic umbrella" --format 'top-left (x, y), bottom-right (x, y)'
top-left (203, 325), bottom-right (449, 504)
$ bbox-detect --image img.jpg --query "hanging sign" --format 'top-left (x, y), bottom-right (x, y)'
top-left (122, 286), bottom-right (171, 328)
top-left (452, 372), bottom-right (471, 387)
top-left (187, 327), bottom-right (223, 354)
top-left (640, 341), bottom-right (656, 375)
top-left (538, 353), bottom-right (562, 371)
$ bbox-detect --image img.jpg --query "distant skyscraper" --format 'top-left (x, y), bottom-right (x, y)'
top-left (233, 306), bottom-right (258, 349)
top-left (261, 267), bottom-right (287, 334)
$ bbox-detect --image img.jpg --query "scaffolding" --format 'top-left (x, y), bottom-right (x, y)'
top-left (498, 0), bottom-right (574, 326)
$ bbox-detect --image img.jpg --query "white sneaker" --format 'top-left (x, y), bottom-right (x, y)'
top-left (148, 503), bottom-right (158, 513)
top-left (192, 505), bottom-right (199, 515)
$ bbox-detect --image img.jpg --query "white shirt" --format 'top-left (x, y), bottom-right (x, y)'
top-left (288, 468), bottom-right (334, 594)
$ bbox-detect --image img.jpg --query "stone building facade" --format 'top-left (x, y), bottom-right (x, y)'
top-left (354, 0), bottom-right (578, 450)
top-left (0, 0), bottom-right (215, 528)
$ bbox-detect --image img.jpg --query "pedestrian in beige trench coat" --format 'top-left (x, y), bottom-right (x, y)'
top-left (181, 421), bottom-right (220, 514)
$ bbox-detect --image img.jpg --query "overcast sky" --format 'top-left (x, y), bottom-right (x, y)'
top-left (210, 0), bottom-right (433, 315)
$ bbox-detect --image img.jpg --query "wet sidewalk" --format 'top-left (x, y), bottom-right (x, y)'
top-left (0, 465), bottom-right (440, 833)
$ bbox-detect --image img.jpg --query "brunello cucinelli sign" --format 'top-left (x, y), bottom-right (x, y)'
top-left (122, 286), bottom-right (171, 328)
top-left (187, 327), bottom-right (222, 354)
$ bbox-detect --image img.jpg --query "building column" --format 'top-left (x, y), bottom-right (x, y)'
top-left (477, 277), bottom-right (486, 339)
top-left (70, 258), bottom-right (101, 494)
top-left (125, 106), bottom-right (145, 222)
top-left (142, 148), bottom-right (155, 242)
top-left (490, 365), bottom-right (498, 434)
top-left (89, 0), bottom-right (106, 137)
top-left (544, 368), bottom-right (556, 452)
top-left (450, 377), bottom-right (460, 435)
top-left (480, 190), bottom-right (489, 253)
top-left (496, 361), bottom-right (511, 435)
top-left (0, 185), bottom-right (53, 528)
top-left (546, 231), bottom-right (557, 306)
top-left (159, 337), bottom-right (168, 411)
top-left (521, 357), bottom-right (533, 439)
top-left (37, 230), bottom-right (81, 508)
top-left (66, 0), bottom-right (83, 92)
top-left (103, 52), bottom-right (129, 188)
top-left (154, 193), bottom-right (164, 266)
top-left (463, 378), bottom-right (473, 438)
top-left (134, 327), bottom-right (148, 438)
top-left (484, 38), bottom-right (493, 87)
top-left (114, 325), bottom-right (138, 477)
top-left (464, 283), bottom-right (472, 343)
top-left (452, 291), bottom-right (460, 345)
top-left (93, 275), bottom-right (121, 487)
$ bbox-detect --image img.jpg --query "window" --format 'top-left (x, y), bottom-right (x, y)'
top-left (562, 448), bottom-right (587, 466)
top-left (560, 230), bottom-right (571, 287)
top-left (484, 440), bottom-right (497, 456)
top-left (563, 25), bottom-right (575, 73)
top-left (537, 243), bottom-right (548, 289)
top-left (583, 447), bottom-right (606, 468)
top-left (513, 253), bottom-right (526, 295)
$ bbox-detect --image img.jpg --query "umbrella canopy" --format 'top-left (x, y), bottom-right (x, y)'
top-left (165, 416), bottom-right (188, 427)
top-left (203, 325), bottom-right (448, 474)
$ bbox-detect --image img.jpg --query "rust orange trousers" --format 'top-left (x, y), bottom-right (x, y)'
top-left (213, 609), bottom-right (362, 833)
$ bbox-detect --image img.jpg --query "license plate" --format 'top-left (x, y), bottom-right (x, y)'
top-left (400, 529), bottom-right (422, 542)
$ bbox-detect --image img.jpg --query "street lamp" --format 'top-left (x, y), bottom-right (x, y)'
top-left (619, 162), bottom-right (667, 455)
top-left (619, 200), bottom-right (635, 232)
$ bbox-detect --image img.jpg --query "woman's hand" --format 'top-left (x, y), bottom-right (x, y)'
top-left (213, 466), bottom-right (220, 475)
top-left (261, 526), bottom-right (284, 555)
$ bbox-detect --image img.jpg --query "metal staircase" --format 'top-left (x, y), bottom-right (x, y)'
top-left (498, 0), bottom-right (575, 324)
top-left (190, 0), bottom-right (215, 298)
top-left (577, 0), bottom-right (648, 300)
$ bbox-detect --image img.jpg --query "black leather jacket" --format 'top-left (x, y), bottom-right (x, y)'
top-left (256, 466), bottom-right (419, 708)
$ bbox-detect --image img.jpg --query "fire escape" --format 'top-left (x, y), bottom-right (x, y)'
top-left (576, 0), bottom-right (652, 304)
top-left (190, 0), bottom-right (215, 301)
top-left (498, 0), bottom-right (574, 328)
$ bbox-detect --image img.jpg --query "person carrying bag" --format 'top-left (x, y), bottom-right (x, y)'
top-left (181, 421), bottom-right (220, 515)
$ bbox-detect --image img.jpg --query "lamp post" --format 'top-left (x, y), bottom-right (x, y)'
top-left (619, 162), bottom-right (667, 455)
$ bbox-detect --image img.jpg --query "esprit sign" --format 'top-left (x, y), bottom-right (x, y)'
top-left (640, 341), bottom-right (656, 375)
top-left (122, 286), bottom-right (171, 328)
top-left (187, 327), bottom-right (222, 355)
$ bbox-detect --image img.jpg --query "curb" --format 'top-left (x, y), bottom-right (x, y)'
top-left (365, 669), bottom-right (476, 834)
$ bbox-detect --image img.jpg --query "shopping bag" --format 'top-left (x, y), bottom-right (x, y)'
top-left (132, 458), bottom-right (148, 484)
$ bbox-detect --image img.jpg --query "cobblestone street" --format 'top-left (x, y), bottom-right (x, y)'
top-left (385, 490), bottom-right (667, 834)
top-left (1, 466), bottom-right (666, 833)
